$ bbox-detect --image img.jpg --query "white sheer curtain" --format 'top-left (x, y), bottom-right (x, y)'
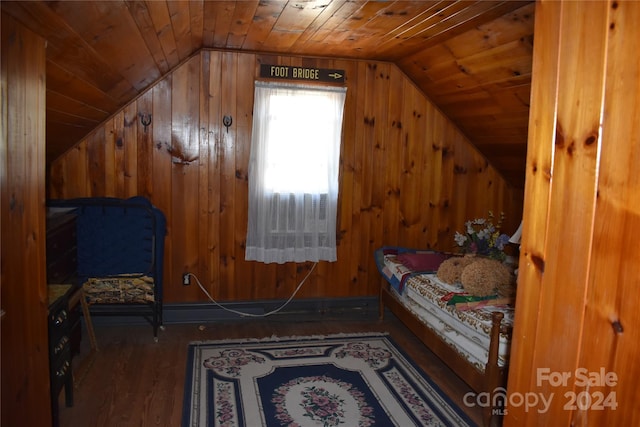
top-left (245, 81), bottom-right (347, 264)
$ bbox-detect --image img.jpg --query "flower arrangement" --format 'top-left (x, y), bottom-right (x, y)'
top-left (454, 211), bottom-right (510, 261)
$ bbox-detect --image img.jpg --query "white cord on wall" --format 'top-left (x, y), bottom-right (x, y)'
top-left (185, 262), bottom-right (317, 318)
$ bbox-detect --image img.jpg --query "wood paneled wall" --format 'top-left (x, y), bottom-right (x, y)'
top-left (49, 50), bottom-right (522, 304)
top-left (506, 1), bottom-right (640, 425)
top-left (1, 13), bottom-right (51, 427)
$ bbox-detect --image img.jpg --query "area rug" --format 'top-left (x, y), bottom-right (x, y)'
top-left (182, 333), bottom-right (475, 427)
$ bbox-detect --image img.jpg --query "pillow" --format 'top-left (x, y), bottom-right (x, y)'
top-left (396, 252), bottom-right (451, 272)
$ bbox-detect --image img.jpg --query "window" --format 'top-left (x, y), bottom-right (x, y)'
top-left (245, 81), bottom-right (347, 264)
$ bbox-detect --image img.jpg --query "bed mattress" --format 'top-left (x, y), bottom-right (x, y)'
top-left (377, 249), bottom-right (513, 371)
top-left (402, 274), bottom-right (512, 370)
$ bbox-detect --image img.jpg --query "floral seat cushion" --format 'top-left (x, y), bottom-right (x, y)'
top-left (84, 274), bottom-right (154, 304)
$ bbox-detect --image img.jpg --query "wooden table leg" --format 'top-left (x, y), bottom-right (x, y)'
top-left (79, 292), bottom-right (97, 351)
top-left (69, 287), bottom-right (98, 351)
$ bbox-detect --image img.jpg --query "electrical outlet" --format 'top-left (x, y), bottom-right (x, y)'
top-left (183, 273), bottom-right (191, 286)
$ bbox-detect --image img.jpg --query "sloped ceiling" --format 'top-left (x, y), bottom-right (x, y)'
top-left (1, 1), bottom-right (535, 188)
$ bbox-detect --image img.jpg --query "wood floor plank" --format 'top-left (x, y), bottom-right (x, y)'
top-left (58, 313), bottom-right (483, 426)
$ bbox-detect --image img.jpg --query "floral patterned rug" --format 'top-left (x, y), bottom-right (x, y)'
top-left (181, 333), bottom-right (475, 426)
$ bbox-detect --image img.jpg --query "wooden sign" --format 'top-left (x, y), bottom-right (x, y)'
top-left (260, 64), bottom-right (345, 83)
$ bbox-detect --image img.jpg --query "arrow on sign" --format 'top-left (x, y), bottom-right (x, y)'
top-left (328, 72), bottom-right (343, 79)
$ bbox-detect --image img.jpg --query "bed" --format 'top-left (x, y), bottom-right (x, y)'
top-left (48, 196), bottom-right (167, 341)
top-left (375, 247), bottom-right (514, 426)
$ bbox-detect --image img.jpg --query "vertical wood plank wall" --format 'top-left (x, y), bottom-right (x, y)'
top-left (49, 50), bottom-right (522, 304)
top-left (506, 1), bottom-right (639, 425)
top-left (1, 13), bottom-right (51, 427)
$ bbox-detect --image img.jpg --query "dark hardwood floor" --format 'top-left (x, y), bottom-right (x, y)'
top-left (58, 312), bottom-right (483, 426)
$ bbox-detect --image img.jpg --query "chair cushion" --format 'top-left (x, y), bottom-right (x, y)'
top-left (84, 274), bottom-right (154, 304)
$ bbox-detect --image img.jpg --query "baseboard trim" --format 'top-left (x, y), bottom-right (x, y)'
top-left (86, 296), bottom-right (379, 326)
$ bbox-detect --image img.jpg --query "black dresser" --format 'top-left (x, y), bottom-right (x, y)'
top-left (47, 288), bottom-right (74, 425)
top-left (46, 211), bottom-right (81, 427)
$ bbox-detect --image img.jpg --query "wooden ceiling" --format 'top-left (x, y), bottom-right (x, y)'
top-left (2, 1), bottom-right (535, 188)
